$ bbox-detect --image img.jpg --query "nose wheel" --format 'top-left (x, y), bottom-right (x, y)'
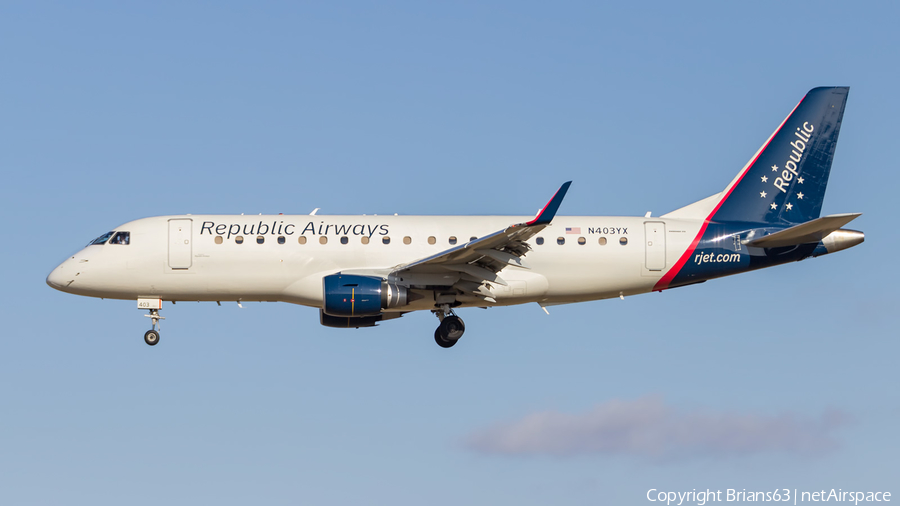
top-left (144, 330), bottom-right (160, 346)
top-left (433, 306), bottom-right (465, 348)
top-left (143, 309), bottom-right (165, 346)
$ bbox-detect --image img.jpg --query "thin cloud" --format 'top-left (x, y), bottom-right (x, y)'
top-left (465, 396), bottom-right (850, 460)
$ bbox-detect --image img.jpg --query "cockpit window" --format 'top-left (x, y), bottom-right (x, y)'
top-left (89, 231), bottom-right (115, 246)
top-left (111, 232), bottom-right (130, 245)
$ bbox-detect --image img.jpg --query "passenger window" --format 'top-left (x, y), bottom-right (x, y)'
top-left (383, 236), bottom-right (391, 245)
top-left (215, 236), bottom-right (223, 244)
top-left (403, 236), bottom-right (412, 245)
top-left (577, 237), bottom-right (586, 245)
top-left (257, 236), bottom-right (265, 244)
top-left (361, 236), bottom-right (370, 244)
top-left (88, 231), bottom-right (115, 246)
top-left (340, 236), bottom-right (349, 245)
top-left (557, 237), bottom-right (565, 245)
top-left (277, 236), bottom-right (285, 244)
top-left (110, 232), bottom-right (130, 245)
top-left (449, 236), bottom-right (457, 245)
top-left (619, 237), bottom-right (628, 245)
top-left (235, 236), bottom-right (244, 244)
top-left (298, 236), bottom-right (307, 245)
top-left (319, 236), bottom-right (328, 245)
top-left (598, 237), bottom-right (607, 245)
top-left (536, 237), bottom-right (544, 245)
top-left (428, 236), bottom-right (436, 245)
top-left (470, 236), bottom-right (477, 242)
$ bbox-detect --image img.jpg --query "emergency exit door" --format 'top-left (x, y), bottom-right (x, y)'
top-left (168, 219), bottom-right (192, 269)
top-left (644, 221), bottom-right (666, 271)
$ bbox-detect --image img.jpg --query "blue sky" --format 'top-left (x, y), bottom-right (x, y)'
top-left (2, 1), bottom-right (897, 504)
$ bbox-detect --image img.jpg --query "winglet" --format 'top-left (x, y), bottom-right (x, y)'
top-left (526, 181), bottom-right (572, 226)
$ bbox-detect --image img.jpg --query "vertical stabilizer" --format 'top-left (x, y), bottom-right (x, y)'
top-left (711, 87), bottom-right (849, 224)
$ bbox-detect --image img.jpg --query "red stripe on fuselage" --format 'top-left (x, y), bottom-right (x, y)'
top-left (652, 94), bottom-right (807, 291)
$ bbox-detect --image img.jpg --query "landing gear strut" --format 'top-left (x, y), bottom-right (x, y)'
top-left (143, 309), bottom-right (165, 346)
top-left (433, 305), bottom-right (465, 348)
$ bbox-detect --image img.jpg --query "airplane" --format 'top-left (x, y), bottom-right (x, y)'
top-left (47, 87), bottom-right (863, 348)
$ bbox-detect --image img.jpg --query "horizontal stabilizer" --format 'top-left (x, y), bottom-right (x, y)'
top-left (745, 213), bottom-right (861, 248)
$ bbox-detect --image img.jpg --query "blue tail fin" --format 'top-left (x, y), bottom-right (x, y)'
top-left (712, 87), bottom-right (849, 225)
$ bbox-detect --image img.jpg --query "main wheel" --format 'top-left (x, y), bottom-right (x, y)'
top-left (438, 315), bottom-right (465, 341)
top-left (144, 330), bottom-right (160, 346)
top-left (434, 328), bottom-right (456, 348)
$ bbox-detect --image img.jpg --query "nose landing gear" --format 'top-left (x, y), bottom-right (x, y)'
top-left (433, 305), bottom-right (465, 348)
top-left (143, 309), bottom-right (165, 346)
top-left (144, 329), bottom-right (160, 346)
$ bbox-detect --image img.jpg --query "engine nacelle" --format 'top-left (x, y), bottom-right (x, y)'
top-left (319, 311), bottom-right (384, 328)
top-left (322, 274), bottom-right (408, 317)
top-left (319, 310), bottom-right (405, 328)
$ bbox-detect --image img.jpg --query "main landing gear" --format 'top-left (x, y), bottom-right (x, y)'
top-left (433, 305), bottom-right (465, 348)
top-left (143, 309), bottom-right (165, 346)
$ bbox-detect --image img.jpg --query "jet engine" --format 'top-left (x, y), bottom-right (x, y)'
top-left (322, 274), bottom-right (408, 317)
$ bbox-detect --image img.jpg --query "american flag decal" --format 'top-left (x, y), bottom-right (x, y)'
top-left (566, 227), bottom-right (581, 234)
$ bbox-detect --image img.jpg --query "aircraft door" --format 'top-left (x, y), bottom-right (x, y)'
top-left (168, 219), bottom-right (192, 269)
top-left (644, 221), bottom-right (666, 271)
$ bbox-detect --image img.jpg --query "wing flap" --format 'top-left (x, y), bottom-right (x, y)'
top-left (476, 248), bottom-right (531, 269)
top-left (441, 264), bottom-right (508, 286)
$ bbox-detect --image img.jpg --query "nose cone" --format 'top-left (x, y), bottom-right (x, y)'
top-left (46, 259), bottom-right (74, 291)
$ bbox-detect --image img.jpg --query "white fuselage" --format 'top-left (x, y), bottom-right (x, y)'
top-left (47, 214), bottom-right (703, 309)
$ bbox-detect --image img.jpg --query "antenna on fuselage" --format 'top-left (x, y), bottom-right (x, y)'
top-left (310, 208), bottom-right (319, 216)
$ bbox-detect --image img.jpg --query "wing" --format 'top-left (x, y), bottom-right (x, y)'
top-left (387, 182), bottom-right (571, 304)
